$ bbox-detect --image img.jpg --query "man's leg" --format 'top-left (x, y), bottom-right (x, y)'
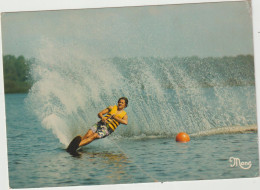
top-left (82, 129), bottom-right (94, 140)
top-left (79, 133), bottom-right (100, 147)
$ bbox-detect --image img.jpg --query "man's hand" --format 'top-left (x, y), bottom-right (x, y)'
top-left (101, 116), bottom-right (108, 123)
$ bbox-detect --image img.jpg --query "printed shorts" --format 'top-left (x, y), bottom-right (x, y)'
top-left (91, 121), bottom-right (113, 138)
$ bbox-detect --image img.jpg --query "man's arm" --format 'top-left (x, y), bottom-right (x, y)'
top-left (113, 114), bottom-right (128, 125)
top-left (98, 106), bottom-right (113, 123)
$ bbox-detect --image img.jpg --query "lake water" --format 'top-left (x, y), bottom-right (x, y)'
top-left (5, 93), bottom-right (259, 189)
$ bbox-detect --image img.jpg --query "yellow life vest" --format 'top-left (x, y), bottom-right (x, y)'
top-left (104, 105), bottom-right (127, 131)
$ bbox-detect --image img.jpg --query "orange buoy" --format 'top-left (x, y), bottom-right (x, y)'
top-left (176, 132), bottom-right (190, 143)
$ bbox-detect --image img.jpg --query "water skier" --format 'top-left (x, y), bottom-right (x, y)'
top-left (67, 97), bottom-right (128, 153)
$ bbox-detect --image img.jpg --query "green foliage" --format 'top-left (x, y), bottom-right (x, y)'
top-left (112, 55), bottom-right (255, 89)
top-left (3, 55), bottom-right (32, 93)
top-left (2, 54), bottom-right (255, 93)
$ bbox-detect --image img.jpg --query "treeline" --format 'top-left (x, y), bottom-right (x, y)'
top-left (165, 55), bottom-right (256, 88)
top-left (2, 54), bottom-right (256, 93)
top-left (112, 55), bottom-right (255, 89)
top-left (3, 55), bottom-right (33, 93)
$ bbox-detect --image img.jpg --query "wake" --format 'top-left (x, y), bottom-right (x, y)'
top-left (190, 125), bottom-right (257, 137)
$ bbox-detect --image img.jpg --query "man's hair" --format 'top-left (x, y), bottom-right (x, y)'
top-left (118, 97), bottom-right (128, 108)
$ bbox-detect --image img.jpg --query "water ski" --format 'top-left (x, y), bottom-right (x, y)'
top-left (66, 135), bottom-right (81, 153)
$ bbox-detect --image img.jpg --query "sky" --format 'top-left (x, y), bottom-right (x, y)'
top-left (1, 1), bottom-right (254, 59)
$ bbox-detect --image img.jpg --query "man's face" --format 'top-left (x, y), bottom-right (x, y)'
top-left (118, 99), bottom-right (126, 109)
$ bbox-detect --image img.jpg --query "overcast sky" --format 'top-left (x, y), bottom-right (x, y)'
top-left (1, 1), bottom-right (254, 59)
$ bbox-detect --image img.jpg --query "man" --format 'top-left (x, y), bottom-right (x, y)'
top-left (67, 97), bottom-right (128, 153)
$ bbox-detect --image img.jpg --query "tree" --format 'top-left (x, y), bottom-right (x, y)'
top-left (3, 55), bottom-right (32, 93)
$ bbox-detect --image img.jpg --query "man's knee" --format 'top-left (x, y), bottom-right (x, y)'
top-left (94, 133), bottom-right (101, 139)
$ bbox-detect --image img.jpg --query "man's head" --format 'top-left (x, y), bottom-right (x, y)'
top-left (118, 97), bottom-right (128, 108)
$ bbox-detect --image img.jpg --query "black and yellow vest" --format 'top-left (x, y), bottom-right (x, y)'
top-left (104, 105), bottom-right (127, 131)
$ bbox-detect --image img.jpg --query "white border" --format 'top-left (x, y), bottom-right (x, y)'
top-left (0, 6), bottom-right (9, 190)
top-left (0, 1), bottom-right (259, 190)
top-left (0, 0), bottom-right (246, 12)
